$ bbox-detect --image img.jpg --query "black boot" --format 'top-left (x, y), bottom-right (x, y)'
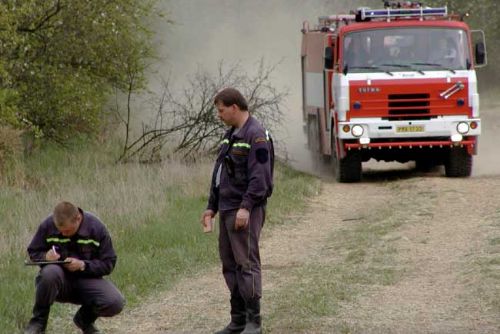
top-left (24, 305), bottom-right (50, 334)
top-left (73, 305), bottom-right (101, 334)
top-left (214, 293), bottom-right (246, 334)
top-left (241, 299), bottom-right (261, 334)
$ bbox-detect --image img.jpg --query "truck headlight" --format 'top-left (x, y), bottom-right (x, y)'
top-left (351, 125), bottom-right (364, 137)
top-left (456, 122), bottom-right (469, 134)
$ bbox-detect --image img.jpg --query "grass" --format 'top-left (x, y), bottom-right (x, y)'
top-left (0, 140), bottom-right (319, 333)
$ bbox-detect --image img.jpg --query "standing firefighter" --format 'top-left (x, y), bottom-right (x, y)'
top-left (201, 88), bottom-right (274, 334)
top-left (24, 201), bottom-right (124, 334)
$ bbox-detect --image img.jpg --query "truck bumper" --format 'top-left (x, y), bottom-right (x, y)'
top-left (337, 116), bottom-right (480, 154)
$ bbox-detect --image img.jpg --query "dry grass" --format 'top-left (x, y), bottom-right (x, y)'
top-left (0, 125), bottom-right (24, 183)
top-left (0, 141), bottom-right (214, 332)
top-left (1, 139), bottom-right (319, 333)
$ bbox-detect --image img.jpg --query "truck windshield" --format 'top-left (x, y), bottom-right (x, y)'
top-left (342, 27), bottom-right (470, 73)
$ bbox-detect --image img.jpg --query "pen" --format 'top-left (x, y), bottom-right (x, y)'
top-left (52, 245), bottom-right (57, 254)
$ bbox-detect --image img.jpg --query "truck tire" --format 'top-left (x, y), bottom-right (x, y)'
top-left (336, 150), bottom-right (362, 182)
top-left (444, 147), bottom-right (472, 177)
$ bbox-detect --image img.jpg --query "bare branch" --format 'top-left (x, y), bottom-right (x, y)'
top-left (116, 59), bottom-right (287, 163)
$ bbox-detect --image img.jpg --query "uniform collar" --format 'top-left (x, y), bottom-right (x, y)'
top-left (75, 208), bottom-right (91, 237)
top-left (231, 115), bottom-right (253, 140)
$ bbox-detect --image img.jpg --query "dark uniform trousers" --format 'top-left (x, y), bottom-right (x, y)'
top-left (35, 264), bottom-right (124, 319)
top-left (219, 206), bottom-right (265, 303)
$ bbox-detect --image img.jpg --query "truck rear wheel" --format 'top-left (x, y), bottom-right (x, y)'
top-left (444, 147), bottom-right (472, 177)
top-left (335, 150), bottom-right (362, 182)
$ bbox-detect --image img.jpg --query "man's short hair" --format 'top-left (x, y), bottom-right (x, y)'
top-left (53, 201), bottom-right (79, 226)
top-left (214, 88), bottom-right (248, 111)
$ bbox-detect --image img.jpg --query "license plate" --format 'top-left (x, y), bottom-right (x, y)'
top-left (396, 125), bottom-right (425, 133)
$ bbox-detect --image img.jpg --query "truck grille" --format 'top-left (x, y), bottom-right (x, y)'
top-left (387, 93), bottom-right (430, 120)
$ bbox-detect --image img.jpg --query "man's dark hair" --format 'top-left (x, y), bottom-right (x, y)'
top-left (53, 201), bottom-right (79, 227)
top-left (214, 88), bottom-right (248, 111)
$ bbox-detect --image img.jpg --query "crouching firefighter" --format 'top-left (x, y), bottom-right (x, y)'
top-left (24, 201), bottom-right (125, 334)
top-left (201, 88), bottom-right (274, 334)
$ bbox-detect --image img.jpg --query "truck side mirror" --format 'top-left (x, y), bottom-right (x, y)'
top-left (475, 42), bottom-right (486, 66)
top-left (324, 47), bottom-right (333, 70)
top-left (471, 30), bottom-right (487, 68)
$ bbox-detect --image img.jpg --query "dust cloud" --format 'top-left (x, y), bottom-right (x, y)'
top-left (152, 0), bottom-right (376, 174)
top-left (151, 0), bottom-right (499, 177)
top-left (474, 100), bottom-right (500, 176)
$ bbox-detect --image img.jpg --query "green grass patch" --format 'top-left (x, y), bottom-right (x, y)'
top-left (0, 142), bottom-right (318, 333)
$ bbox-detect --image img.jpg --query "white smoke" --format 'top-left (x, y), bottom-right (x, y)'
top-left (149, 0), bottom-right (377, 173)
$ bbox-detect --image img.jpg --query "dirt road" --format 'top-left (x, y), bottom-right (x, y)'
top-left (99, 168), bottom-right (500, 333)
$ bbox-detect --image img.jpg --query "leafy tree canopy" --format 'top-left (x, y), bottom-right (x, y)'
top-left (427, 0), bottom-right (499, 87)
top-left (0, 0), bottom-right (159, 142)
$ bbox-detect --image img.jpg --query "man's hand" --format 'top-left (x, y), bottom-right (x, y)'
top-left (234, 208), bottom-right (250, 231)
top-left (45, 247), bottom-right (60, 261)
top-left (201, 210), bottom-right (215, 232)
top-left (64, 257), bottom-right (85, 272)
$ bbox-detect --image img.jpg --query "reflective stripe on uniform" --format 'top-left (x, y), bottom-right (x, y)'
top-left (46, 237), bottom-right (71, 243)
top-left (77, 239), bottom-right (100, 247)
top-left (233, 143), bottom-right (251, 149)
top-left (221, 139), bottom-right (251, 149)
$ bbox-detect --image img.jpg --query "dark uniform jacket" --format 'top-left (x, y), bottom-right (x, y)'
top-left (207, 115), bottom-right (274, 213)
top-left (27, 208), bottom-right (117, 278)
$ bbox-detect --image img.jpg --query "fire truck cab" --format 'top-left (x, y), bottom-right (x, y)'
top-left (301, 1), bottom-right (487, 182)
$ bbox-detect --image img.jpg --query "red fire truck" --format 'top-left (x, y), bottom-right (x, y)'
top-left (301, 1), bottom-right (487, 182)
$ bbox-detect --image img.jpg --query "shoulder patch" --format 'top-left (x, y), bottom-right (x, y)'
top-left (254, 137), bottom-right (267, 144)
top-left (256, 148), bottom-right (269, 164)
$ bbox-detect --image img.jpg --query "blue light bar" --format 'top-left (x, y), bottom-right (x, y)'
top-left (361, 6), bottom-right (447, 20)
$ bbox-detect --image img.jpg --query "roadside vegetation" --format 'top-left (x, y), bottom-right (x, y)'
top-left (0, 139), bottom-right (319, 333)
top-left (426, 0), bottom-right (500, 89)
top-left (0, 0), bottom-right (157, 142)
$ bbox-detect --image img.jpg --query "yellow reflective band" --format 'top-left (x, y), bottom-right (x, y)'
top-left (222, 139), bottom-right (230, 144)
top-left (233, 143), bottom-right (251, 149)
top-left (77, 239), bottom-right (100, 247)
top-left (46, 237), bottom-right (71, 243)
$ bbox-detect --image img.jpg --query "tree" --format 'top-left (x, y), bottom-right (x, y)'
top-left (0, 2), bottom-right (20, 127)
top-left (116, 60), bottom-right (287, 163)
top-left (426, 0), bottom-right (499, 89)
top-left (0, 0), bottom-right (160, 143)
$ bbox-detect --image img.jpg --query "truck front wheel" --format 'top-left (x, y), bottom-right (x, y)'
top-left (335, 150), bottom-right (362, 182)
top-left (444, 147), bottom-right (472, 177)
